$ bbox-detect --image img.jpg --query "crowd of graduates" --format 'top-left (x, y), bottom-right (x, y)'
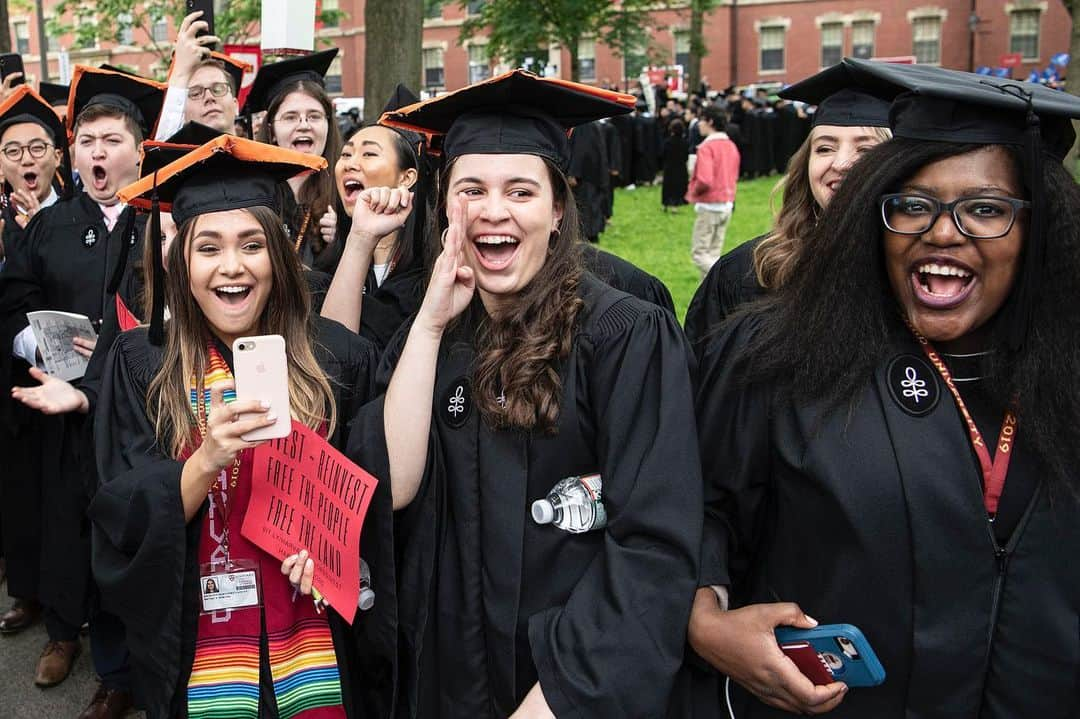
top-left (0, 10), bottom-right (1078, 719)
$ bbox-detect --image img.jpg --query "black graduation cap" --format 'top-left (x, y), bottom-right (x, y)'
top-left (0, 85), bottom-right (66, 145)
top-left (118, 135), bottom-right (326, 344)
top-left (382, 83), bottom-right (418, 115)
top-left (38, 82), bottom-right (70, 108)
top-left (379, 70), bottom-right (636, 171)
top-left (779, 67), bottom-right (891, 128)
top-left (138, 122), bottom-right (226, 181)
top-left (243, 48), bottom-right (338, 116)
top-left (67, 65), bottom-right (167, 138)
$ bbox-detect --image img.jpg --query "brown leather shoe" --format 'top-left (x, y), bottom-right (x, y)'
top-left (77, 683), bottom-right (133, 719)
top-left (34, 639), bottom-right (81, 687)
top-left (0, 598), bottom-right (42, 634)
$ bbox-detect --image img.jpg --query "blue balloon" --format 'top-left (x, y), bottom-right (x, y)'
top-left (992, 67), bottom-right (1012, 78)
top-left (1027, 70), bottom-right (1042, 83)
top-left (976, 66), bottom-right (992, 75)
top-left (1052, 52), bottom-right (1071, 67)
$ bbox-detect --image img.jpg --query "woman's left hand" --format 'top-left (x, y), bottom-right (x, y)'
top-left (281, 549), bottom-right (315, 595)
top-left (11, 366), bottom-right (89, 414)
top-left (509, 683), bottom-right (556, 719)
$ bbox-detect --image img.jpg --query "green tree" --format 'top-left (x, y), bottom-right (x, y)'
top-left (46, 0), bottom-right (344, 75)
top-left (460, 0), bottom-right (662, 84)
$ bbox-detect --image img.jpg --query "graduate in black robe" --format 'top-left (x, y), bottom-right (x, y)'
top-left (661, 120), bottom-right (690, 208)
top-left (684, 83), bottom-right (892, 359)
top-left (597, 118), bottom-right (621, 217)
top-left (567, 120), bottom-right (609, 242)
top-left (0, 67), bottom-right (163, 695)
top-left (88, 138), bottom-right (395, 717)
top-left (580, 243), bottom-right (676, 315)
top-left (369, 70), bottom-right (704, 718)
top-left (690, 60), bottom-right (1080, 718)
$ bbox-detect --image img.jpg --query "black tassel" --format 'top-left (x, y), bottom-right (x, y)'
top-left (148, 177), bottom-right (166, 346)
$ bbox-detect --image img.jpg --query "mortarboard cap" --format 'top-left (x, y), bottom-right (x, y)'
top-left (118, 135), bottom-right (326, 344)
top-left (137, 122), bottom-right (226, 185)
top-left (381, 83), bottom-right (419, 115)
top-left (779, 67), bottom-right (891, 128)
top-left (0, 85), bottom-right (66, 144)
top-left (38, 82), bottom-right (70, 108)
top-left (67, 65), bottom-right (166, 139)
top-left (379, 70), bottom-right (636, 171)
top-left (243, 48), bottom-right (338, 116)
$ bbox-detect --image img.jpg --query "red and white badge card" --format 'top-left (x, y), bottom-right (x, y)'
top-left (241, 422), bottom-right (378, 624)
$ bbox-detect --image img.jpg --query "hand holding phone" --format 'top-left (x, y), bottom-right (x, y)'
top-left (186, 0), bottom-right (216, 40)
top-left (776, 624), bottom-right (886, 688)
top-left (233, 335), bottom-right (291, 441)
top-left (0, 54), bottom-right (25, 88)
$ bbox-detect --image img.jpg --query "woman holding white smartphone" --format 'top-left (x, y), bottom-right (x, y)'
top-left (88, 136), bottom-right (393, 718)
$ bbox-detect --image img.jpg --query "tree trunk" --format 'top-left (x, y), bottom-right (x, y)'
top-left (364, 0), bottom-right (423, 125)
top-left (687, 0), bottom-right (704, 95)
top-left (0, 0), bottom-right (10, 54)
top-left (567, 39), bottom-right (579, 82)
top-left (1066, 8), bottom-right (1080, 177)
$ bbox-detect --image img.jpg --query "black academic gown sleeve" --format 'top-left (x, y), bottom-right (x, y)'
top-left (684, 236), bottom-right (767, 359)
top-left (527, 294), bottom-right (703, 719)
top-left (580, 245), bottom-right (676, 316)
top-left (358, 265), bottom-right (425, 354)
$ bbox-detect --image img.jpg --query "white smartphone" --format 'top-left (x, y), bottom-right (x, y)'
top-left (232, 335), bottom-right (291, 441)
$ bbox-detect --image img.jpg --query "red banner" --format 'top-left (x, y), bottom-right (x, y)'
top-left (242, 422), bottom-right (378, 624)
top-left (1000, 53), bottom-right (1023, 68)
top-left (223, 44), bottom-right (261, 108)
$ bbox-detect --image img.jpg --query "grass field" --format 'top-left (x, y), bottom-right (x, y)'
top-left (597, 175), bottom-right (779, 320)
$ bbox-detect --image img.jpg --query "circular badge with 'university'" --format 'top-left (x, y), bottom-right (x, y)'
top-left (887, 354), bottom-right (939, 417)
top-left (83, 226), bottom-right (98, 247)
top-left (441, 377), bottom-right (472, 428)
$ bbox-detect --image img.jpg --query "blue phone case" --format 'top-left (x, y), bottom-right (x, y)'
top-left (775, 624), bottom-right (886, 687)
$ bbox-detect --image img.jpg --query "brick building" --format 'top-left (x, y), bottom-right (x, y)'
top-left (7, 0), bottom-right (1072, 102)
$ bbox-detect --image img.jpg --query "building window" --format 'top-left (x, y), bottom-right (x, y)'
top-left (1009, 9), bottom-right (1040, 60)
top-left (820, 22), bottom-right (843, 67)
top-left (423, 47), bottom-right (445, 91)
top-left (852, 20), bottom-right (875, 59)
top-left (468, 45), bottom-right (491, 84)
top-left (13, 21), bottom-right (29, 55)
top-left (467, 0), bottom-right (485, 15)
top-left (673, 30), bottom-right (690, 69)
top-left (912, 16), bottom-right (941, 65)
top-left (425, 1), bottom-right (442, 19)
top-left (320, 0), bottom-right (340, 28)
top-left (760, 25), bottom-right (785, 72)
top-left (578, 38), bottom-right (596, 80)
top-left (118, 13), bottom-right (134, 45)
top-left (152, 17), bottom-right (169, 43)
top-left (325, 56), bottom-right (342, 94)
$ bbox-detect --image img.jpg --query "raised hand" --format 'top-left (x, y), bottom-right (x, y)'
top-left (10, 188), bottom-right (41, 227)
top-left (346, 186), bottom-right (414, 248)
top-left (318, 204), bottom-right (338, 247)
top-left (190, 380), bottom-right (275, 475)
top-left (0, 73), bottom-right (22, 102)
top-left (169, 12), bottom-right (221, 87)
top-left (11, 367), bottom-right (89, 415)
top-left (416, 195), bottom-right (475, 336)
top-left (688, 590), bottom-right (848, 715)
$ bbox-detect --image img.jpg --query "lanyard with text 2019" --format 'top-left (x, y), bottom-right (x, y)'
top-left (909, 329), bottom-right (1017, 517)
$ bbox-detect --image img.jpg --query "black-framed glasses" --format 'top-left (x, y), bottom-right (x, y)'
top-left (881, 193), bottom-right (1030, 240)
top-left (2, 141), bottom-right (53, 161)
top-left (187, 82), bottom-right (232, 100)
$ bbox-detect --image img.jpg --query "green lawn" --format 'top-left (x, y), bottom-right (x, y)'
top-left (597, 175), bottom-right (779, 320)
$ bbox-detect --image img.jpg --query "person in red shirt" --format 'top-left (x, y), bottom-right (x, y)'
top-left (686, 104), bottom-right (740, 276)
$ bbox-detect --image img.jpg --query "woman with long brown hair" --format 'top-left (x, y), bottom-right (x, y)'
top-left (248, 50), bottom-right (342, 266)
top-left (349, 72), bottom-right (704, 718)
top-left (87, 137), bottom-right (392, 718)
top-left (683, 77), bottom-right (891, 356)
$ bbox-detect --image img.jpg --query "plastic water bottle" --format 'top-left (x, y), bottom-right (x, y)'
top-left (359, 559), bottom-right (375, 611)
top-left (531, 474), bottom-right (607, 533)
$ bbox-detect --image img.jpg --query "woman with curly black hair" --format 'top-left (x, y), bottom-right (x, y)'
top-left (690, 60), bottom-right (1080, 718)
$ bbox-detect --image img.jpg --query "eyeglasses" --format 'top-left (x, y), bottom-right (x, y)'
top-left (2, 141), bottom-right (54, 161)
top-left (274, 111), bottom-right (327, 127)
top-left (187, 82), bottom-right (232, 100)
top-left (880, 193), bottom-right (1031, 240)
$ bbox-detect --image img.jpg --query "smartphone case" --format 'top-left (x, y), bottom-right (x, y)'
top-left (232, 335), bottom-right (291, 441)
top-left (775, 624), bottom-right (886, 687)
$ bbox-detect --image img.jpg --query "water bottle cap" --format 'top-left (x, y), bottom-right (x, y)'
top-left (531, 499), bottom-right (554, 524)
top-left (359, 588), bottom-right (375, 611)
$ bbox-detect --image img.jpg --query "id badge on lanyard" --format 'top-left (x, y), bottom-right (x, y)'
top-left (199, 558), bottom-right (262, 613)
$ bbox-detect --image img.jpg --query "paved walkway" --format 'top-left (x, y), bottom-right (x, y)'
top-left (0, 588), bottom-right (144, 718)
